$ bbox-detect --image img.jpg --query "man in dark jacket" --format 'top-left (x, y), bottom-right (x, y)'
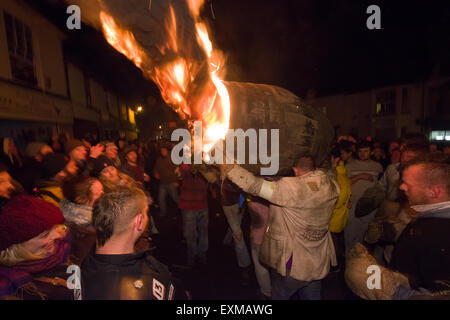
top-left (81, 187), bottom-right (188, 300)
top-left (390, 153), bottom-right (450, 297)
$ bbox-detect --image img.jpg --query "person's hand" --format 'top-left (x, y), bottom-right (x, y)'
top-left (89, 144), bottom-right (104, 159)
top-left (332, 156), bottom-right (340, 168)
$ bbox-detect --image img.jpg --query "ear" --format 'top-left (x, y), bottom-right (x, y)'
top-left (134, 214), bottom-right (145, 232)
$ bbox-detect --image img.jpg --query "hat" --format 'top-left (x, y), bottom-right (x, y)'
top-left (25, 142), bottom-right (47, 158)
top-left (41, 153), bottom-right (69, 179)
top-left (90, 155), bottom-right (115, 178)
top-left (0, 195), bottom-right (65, 251)
top-left (64, 139), bottom-right (84, 155)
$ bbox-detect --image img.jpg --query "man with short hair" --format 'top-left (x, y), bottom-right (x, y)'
top-left (344, 140), bottom-right (383, 254)
top-left (390, 154), bottom-right (450, 294)
top-left (81, 187), bottom-right (187, 300)
top-left (221, 155), bottom-right (339, 300)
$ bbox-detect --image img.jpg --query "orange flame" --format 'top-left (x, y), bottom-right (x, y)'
top-left (99, 1), bottom-right (230, 154)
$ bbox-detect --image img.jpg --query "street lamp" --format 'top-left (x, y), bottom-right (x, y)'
top-left (136, 106), bottom-right (143, 113)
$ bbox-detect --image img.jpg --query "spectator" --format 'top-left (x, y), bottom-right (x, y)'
top-left (37, 153), bottom-right (75, 207)
top-left (390, 153), bottom-right (450, 296)
top-left (338, 140), bottom-right (356, 165)
top-left (221, 178), bottom-right (252, 283)
top-left (372, 144), bottom-right (389, 171)
top-left (378, 143), bottom-right (429, 201)
top-left (389, 141), bottom-right (401, 165)
top-left (344, 140), bottom-right (383, 254)
top-left (178, 164), bottom-right (209, 267)
top-left (0, 195), bottom-right (70, 298)
top-left (121, 145), bottom-right (150, 186)
top-left (15, 142), bottom-right (52, 194)
top-left (65, 139), bottom-right (104, 177)
top-left (0, 137), bottom-right (22, 179)
top-left (153, 146), bottom-right (179, 217)
top-left (0, 162), bottom-right (14, 211)
top-left (329, 147), bottom-right (352, 271)
top-left (60, 176), bottom-right (104, 228)
top-left (81, 187), bottom-right (188, 300)
top-left (220, 155), bottom-right (339, 300)
top-left (102, 141), bottom-right (121, 168)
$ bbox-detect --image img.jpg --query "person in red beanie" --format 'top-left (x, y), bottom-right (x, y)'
top-left (0, 195), bottom-right (71, 298)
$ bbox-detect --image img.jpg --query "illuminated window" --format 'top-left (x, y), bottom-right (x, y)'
top-left (430, 130), bottom-right (450, 141)
top-left (375, 90), bottom-right (396, 115)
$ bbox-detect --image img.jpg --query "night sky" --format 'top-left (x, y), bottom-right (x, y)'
top-left (31, 0), bottom-right (450, 105)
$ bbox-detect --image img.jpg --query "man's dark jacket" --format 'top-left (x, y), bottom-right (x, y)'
top-left (81, 248), bottom-right (188, 300)
top-left (390, 206), bottom-right (450, 292)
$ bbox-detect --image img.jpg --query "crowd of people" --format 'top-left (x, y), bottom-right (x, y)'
top-left (0, 131), bottom-right (449, 300)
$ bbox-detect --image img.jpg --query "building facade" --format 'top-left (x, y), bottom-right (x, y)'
top-left (0, 0), bottom-right (138, 151)
top-left (308, 76), bottom-right (450, 143)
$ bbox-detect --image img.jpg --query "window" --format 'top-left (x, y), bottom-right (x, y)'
top-left (3, 11), bottom-right (36, 87)
top-left (375, 90), bottom-right (396, 115)
top-left (401, 88), bottom-right (409, 113)
top-left (430, 130), bottom-right (450, 141)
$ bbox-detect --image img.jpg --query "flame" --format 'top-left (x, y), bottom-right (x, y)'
top-left (99, 1), bottom-right (230, 154)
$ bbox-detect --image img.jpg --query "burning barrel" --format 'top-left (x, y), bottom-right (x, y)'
top-left (223, 81), bottom-right (334, 175)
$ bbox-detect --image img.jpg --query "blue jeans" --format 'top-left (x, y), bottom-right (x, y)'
top-left (271, 268), bottom-right (322, 300)
top-left (182, 209), bottom-right (209, 264)
top-left (158, 183), bottom-right (179, 216)
top-left (223, 204), bottom-right (251, 268)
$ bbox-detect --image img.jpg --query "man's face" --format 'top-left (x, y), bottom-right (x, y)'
top-left (340, 150), bottom-right (352, 162)
top-left (400, 151), bottom-right (418, 165)
top-left (89, 180), bottom-right (104, 205)
top-left (105, 146), bottom-right (118, 159)
top-left (36, 145), bottom-right (53, 162)
top-left (399, 165), bottom-right (430, 205)
top-left (65, 160), bottom-right (78, 176)
top-left (70, 146), bottom-right (87, 162)
top-left (126, 151), bottom-right (138, 164)
top-left (101, 166), bottom-right (120, 183)
top-left (0, 172), bottom-right (14, 199)
top-left (358, 147), bottom-right (371, 161)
